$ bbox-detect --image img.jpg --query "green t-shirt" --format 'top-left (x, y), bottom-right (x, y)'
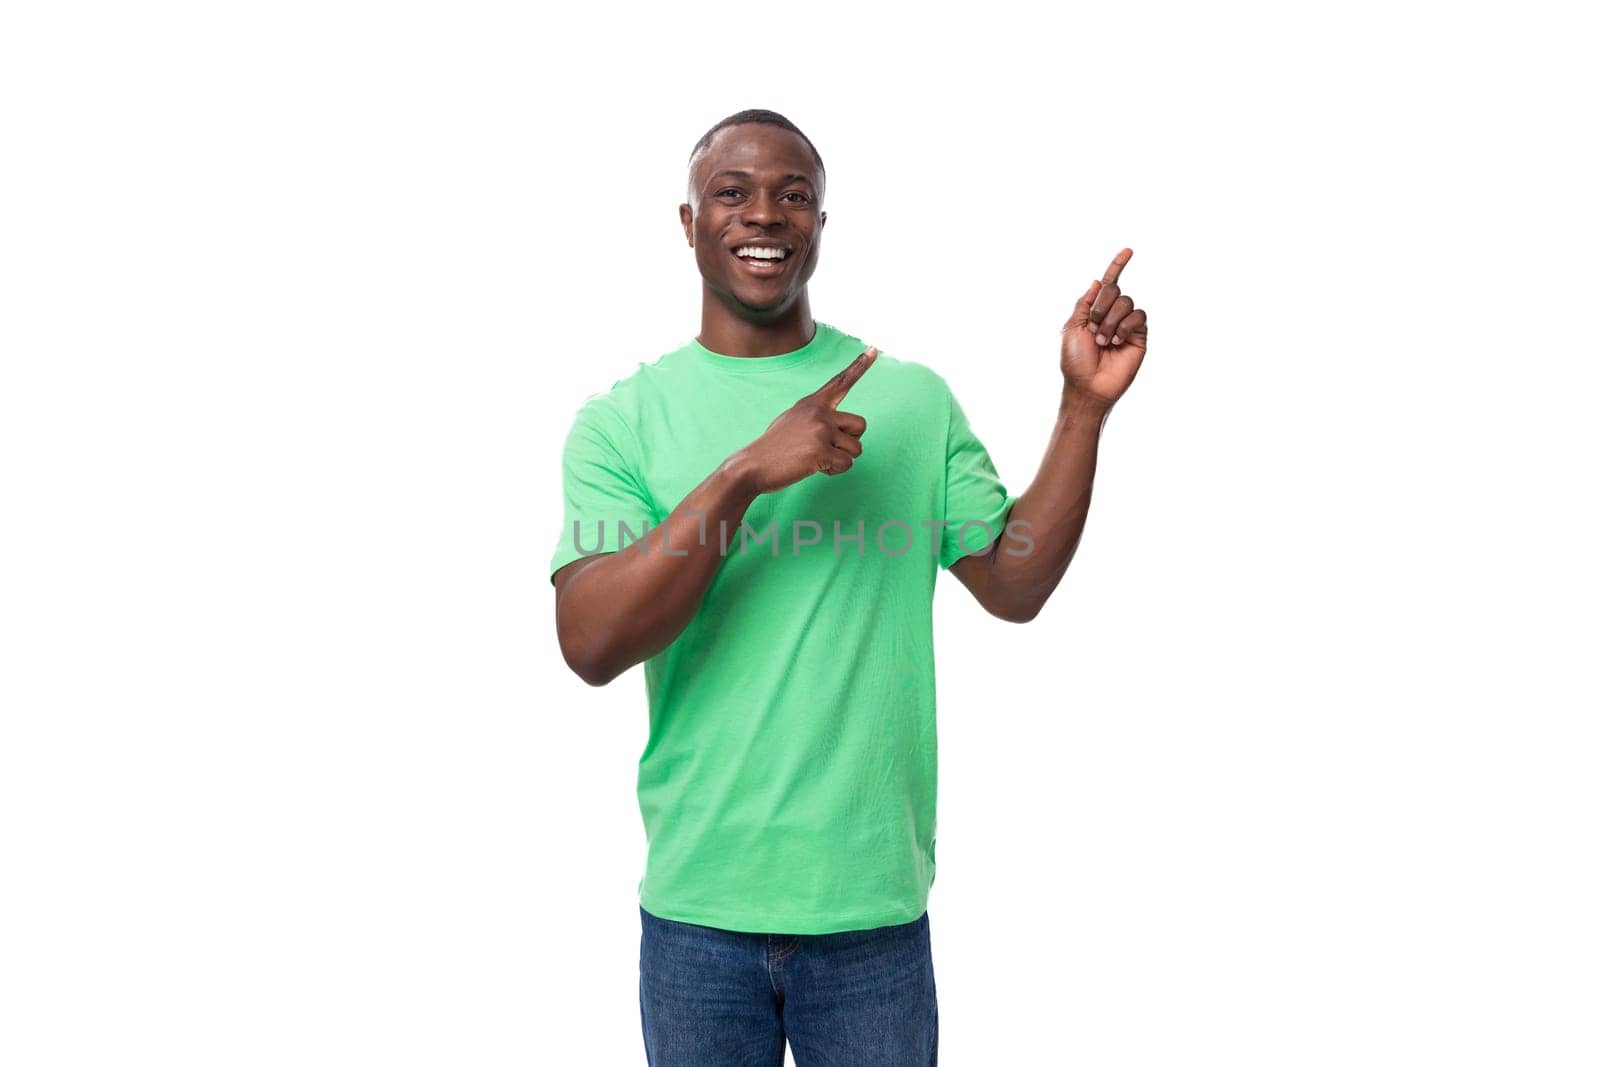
top-left (549, 321), bottom-right (1018, 934)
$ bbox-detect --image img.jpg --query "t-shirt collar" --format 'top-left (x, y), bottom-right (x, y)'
top-left (686, 322), bottom-right (835, 373)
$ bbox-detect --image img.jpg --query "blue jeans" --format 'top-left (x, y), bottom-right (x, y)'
top-left (639, 906), bottom-right (939, 1065)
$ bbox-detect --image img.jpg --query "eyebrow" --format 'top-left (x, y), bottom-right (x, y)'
top-left (706, 169), bottom-right (814, 186)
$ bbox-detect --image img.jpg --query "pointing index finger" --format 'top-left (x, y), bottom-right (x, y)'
top-left (1101, 247), bottom-right (1133, 286)
top-left (818, 346), bottom-right (878, 408)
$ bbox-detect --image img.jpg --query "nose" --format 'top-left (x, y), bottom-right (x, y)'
top-left (740, 188), bottom-right (786, 230)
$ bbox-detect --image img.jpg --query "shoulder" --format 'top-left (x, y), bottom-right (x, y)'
top-left (821, 325), bottom-right (957, 422)
top-left (558, 341), bottom-right (688, 447)
top-left (877, 356), bottom-right (954, 402)
top-left (820, 323), bottom-right (953, 393)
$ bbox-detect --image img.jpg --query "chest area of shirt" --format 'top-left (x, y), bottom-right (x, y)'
top-left (631, 373), bottom-right (942, 530)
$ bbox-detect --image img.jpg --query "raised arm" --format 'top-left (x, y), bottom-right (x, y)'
top-left (554, 347), bottom-right (877, 685)
top-left (950, 248), bottom-right (1149, 622)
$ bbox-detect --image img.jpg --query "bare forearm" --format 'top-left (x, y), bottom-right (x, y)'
top-left (556, 454), bottom-right (759, 685)
top-left (976, 389), bottom-right (1110, 619)
top-left (555, 347), bottom-right (877, 684)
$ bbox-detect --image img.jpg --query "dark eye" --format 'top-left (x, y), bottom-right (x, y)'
top-left (783, 192), bottom-right (812, 204)
top-left (716, 189), bottom-right (744, 199)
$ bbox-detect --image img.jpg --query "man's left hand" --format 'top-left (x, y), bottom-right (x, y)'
top-left (1059, 247), bottom-right (1149, 409)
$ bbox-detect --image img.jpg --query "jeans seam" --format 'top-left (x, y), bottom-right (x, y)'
top-left (766, 934), bottom-right (799, 997)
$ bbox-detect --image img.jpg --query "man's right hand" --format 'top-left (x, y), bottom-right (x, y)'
top-left (554, 346), bottom-right (877, 686)
top-left (727, 346), bottom-right (877, 495)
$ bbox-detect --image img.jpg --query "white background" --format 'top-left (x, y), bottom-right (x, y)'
top-left (3, 2), bottom-right (1595, 1064)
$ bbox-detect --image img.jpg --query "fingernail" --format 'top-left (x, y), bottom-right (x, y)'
top-left (1095, 334), bottom-right (1108, 346)
top-left (1111, 335), bottom-right (1121, 345)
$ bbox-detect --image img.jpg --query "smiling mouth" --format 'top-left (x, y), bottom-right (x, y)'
top-left (731, 246), bottom-right (792, 277)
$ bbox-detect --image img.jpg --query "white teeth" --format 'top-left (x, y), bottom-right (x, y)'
top-left (735, 246), bottom-right (788, 260)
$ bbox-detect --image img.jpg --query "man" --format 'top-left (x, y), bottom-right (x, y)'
top-left (550, 108), bottom-right (1148, 1064)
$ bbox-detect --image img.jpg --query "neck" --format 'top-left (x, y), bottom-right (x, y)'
top-left (696, 289), bottom-right (816, 357)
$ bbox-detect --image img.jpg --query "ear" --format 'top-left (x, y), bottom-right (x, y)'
top-left (678, 203), bottom-right (694, 247)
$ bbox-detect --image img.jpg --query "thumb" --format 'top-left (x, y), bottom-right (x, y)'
top-left (1063, 279), bottom-right (1102, 333)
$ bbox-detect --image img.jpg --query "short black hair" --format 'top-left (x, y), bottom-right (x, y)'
top-left (686, 109), bottom-right (826, 201)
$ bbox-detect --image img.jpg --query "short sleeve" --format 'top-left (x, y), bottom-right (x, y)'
top-left (940, 386), bottom-right (1019, 570)
top-left (549, 399), bottom-right (657, 581)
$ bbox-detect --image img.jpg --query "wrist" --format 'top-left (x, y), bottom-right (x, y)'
top-left (1059, 384), bottom-right (1115, 424)
top-left (717, 449), bottom-right (764, 503)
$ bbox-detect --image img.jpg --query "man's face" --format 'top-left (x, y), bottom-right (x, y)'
top-left (679, 124), bottom-right (826, 320)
